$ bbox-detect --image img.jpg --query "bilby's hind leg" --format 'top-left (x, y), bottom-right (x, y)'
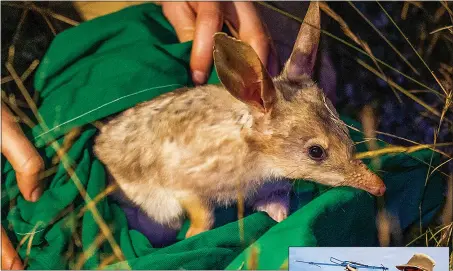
top-left (179, 194), bottom-right (214, 238)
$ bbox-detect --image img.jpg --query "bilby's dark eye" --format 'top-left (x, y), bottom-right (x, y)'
top-left (308, 145), bottom-right (326, 161)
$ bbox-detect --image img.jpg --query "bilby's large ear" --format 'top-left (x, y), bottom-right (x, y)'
top-left (282, 2), bottom-right (320, 80)
top-left (213, 33), bottom-right (276, 113)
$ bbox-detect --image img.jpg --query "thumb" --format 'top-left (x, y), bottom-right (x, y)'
top-left (1, 105), bottom-right (44, 202)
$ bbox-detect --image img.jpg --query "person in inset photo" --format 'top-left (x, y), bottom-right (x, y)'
top-left (395, 253), bottom-right (436, 271)
top-left (344, 253), bottom-right (436, 271)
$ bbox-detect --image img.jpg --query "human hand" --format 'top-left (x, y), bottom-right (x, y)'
top-left (345, 264), bottom-right (358, 271)
top-left (1, 104), bottom-right (44, 202)
top-left (1, 104), bottom-right (44, 270)
top-left (161, 1), bottom-right (270, 85)
top-left (1, 226), bottom-right (23, 270)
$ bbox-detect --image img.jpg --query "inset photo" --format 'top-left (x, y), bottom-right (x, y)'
top-left (289, 247), bottom-right (449, 271)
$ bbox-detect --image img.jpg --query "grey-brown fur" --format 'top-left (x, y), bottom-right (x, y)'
top-left (93, 2), bottom-right (386, 238)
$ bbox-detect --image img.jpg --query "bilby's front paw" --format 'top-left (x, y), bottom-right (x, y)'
top-left (185, 226), bottom-right (209, 238)
top-left (256, 202), bottom-right (288, 222)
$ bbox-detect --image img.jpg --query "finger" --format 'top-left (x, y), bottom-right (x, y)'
top-left (226, 2), bottom-right (270, 68)
top-left (190, 2), bottom-right (223, 85)
top-left (1, 106), bottom-right (43, 202)
top-left (1, 226), bottom-right (24, 270)
top-left (162, 2), bottom-right (196, 42)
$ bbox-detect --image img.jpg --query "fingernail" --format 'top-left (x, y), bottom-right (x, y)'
top-left (192, 70), bottom-right (207, 85)
top-left (30, 187), bottom-right (42, 202)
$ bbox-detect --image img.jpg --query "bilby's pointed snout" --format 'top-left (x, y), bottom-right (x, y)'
top-left (377, 186), bottom-right (386, 196)
top-left (346, 159), bottom-right (386, 197)
top-left (368, 175), bottom-right (386, 196)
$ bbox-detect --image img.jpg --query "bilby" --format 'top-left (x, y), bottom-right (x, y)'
top-left (93, 2), bottom-right (386, 238)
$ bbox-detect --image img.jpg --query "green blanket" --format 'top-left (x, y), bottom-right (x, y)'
top-left (1, 4), bottom-right (445, 270)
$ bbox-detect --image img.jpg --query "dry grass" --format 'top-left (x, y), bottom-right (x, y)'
top-left (2, 1), bottom-right (452, 270)
top-left (4, 50), bottom-right (129, 269)
top-left (246, 245), bottom-right (260, 270)
top-left (257, 0), bottom-right (453, 265)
